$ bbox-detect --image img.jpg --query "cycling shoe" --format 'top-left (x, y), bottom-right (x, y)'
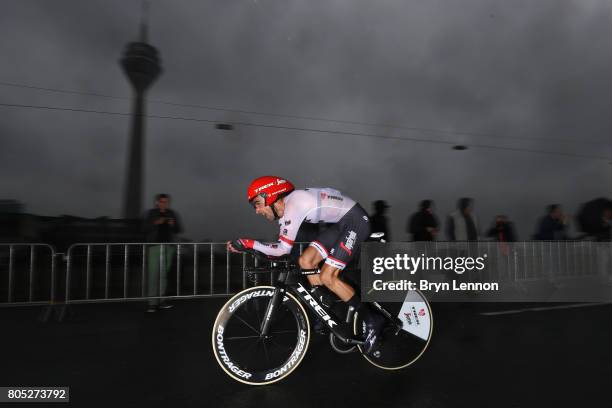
top-left (360, 306), bottom-right (386, 355)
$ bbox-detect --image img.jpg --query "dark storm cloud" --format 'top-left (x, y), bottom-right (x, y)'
top-left (1, 0), bottom-right (611, 240)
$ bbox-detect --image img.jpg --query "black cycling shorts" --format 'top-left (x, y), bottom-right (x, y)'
top-left (309, 204), bottom-right (371, 270)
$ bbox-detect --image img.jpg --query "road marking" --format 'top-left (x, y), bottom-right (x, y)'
top-left (480, 302), bottom-right (612, 316)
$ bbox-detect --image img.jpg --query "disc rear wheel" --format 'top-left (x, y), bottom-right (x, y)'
top-left (354, 291), bottom-right (433, 370)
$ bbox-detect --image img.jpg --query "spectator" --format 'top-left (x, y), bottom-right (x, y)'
top-left (535, 204), bottom-right (568, 240)
top-left (598, 208), bottom-right (612, 242)
top-left (577, 198), bottom-right (610, 240)
top-left (446, 198), bottom-right (479, 241)
top-left (600, 208), bottom-right (612, 283)
top-left (487, 214), bottom-right (517, 259)
top-left (486, 215), bottom-right (517, 242)
top-left (370, 200), bottom-right (391, 241)
top-left (407, 200), bottom-right (439, 241)
top-left (143, 193), bottom-right (183, 312)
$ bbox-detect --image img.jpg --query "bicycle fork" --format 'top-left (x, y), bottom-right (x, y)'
top-left (260, 287), bottom-right (286, 337)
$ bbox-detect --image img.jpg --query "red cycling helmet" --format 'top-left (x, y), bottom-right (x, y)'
top-left (247, 176), bottom-right (295, 206)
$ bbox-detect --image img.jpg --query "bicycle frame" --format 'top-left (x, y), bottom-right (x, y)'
top-left (254, 266), bottom-right (365, 346)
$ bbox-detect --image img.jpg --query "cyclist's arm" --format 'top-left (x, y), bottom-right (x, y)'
top-left (251, 215), bottom-right (301, 257)
top-left (228, 238), bottom-right (290, 257)
top-left (253, 240), bottom-right (292, 257)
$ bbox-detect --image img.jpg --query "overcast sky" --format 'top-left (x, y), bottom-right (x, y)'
top-left (1, 0), bottom-right (611, 241)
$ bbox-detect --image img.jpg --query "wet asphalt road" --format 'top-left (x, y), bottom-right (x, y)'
top-left (1, 299), bottom-right (611, 408)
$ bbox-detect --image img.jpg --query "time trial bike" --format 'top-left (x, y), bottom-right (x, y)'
top-left (211, 245), bottom-right (433, 385)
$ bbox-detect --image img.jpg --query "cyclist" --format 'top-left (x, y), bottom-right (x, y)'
top-left (227, 175), bottom-right (385, 354)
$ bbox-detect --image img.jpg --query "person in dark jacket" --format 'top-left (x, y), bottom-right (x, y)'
top-left (408, 200), bottom-right (439, 241)
top-left (535, 204), bottom-right (568, 240)
top-left (597, 209), bottom-right (612, 242)
top-left (143, 194), bottom-right (183, 312)
top-left (370, 200), bottom-right (391, 241)
top-left (143, 194), bottom-right (183, 243)
top-left (487, 215), bottom-right (517, 258)
top-left (487, 215), bottom-right (517, 242)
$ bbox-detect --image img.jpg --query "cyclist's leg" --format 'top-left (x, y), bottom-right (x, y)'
top-left (320, 234), bottom-right (385, 354)
top-left (300, 235), bottom-right (355, 300)
top-left (320, 204), bottom-right (370, 299)
top-left (321, 205), bottom-right (386, 352)
top-left (299, 224), bottom-right (342, 287)
top-left (319, 263), bottom-right (354, 301)
top-left (300, 204), bottom-right (370, 301)
top-left (298, 246), bottom-right (324, 287)
top-left (298, 247), bottom-right (334, 334)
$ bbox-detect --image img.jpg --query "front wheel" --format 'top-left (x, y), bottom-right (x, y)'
top-left (354, 290), bottom-right (433, 370)
top-left (212, 286), bottom-right (310, 385)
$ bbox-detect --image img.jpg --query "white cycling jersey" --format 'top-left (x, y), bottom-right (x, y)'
top-left (253, 188), bottom-right (356, 257)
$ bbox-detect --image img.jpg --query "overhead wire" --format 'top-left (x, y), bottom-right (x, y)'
top-left (0, 80), bottom-right (609, 147)
top-left (1, 101), bottom-right (610, 162)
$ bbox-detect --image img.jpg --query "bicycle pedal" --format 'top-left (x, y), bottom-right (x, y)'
top-left (329, 333), bottom-right (358, 354)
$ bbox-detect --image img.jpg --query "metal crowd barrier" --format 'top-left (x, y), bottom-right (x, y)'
top-left (387, 240), bottom-right (609, 284)
top-left (64, 242), bottom-right (240, 305)
top-left (0, 244), bottom-right (58, 306)
top-left (1, 241), bottom-right (611, 308)
top-left (62, 242), bottom-right (306, 305)
top-left (454, 240), bottom-right (603, 282)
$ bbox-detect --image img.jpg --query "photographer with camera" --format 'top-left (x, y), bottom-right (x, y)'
top-left (143, 193), bottom-right (183, 312)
